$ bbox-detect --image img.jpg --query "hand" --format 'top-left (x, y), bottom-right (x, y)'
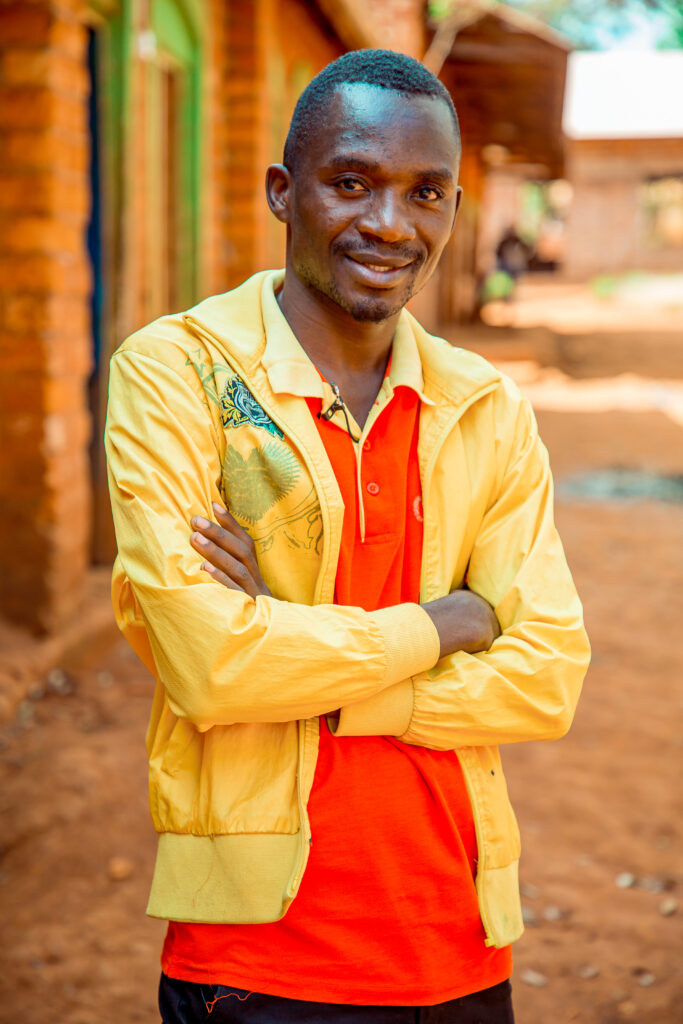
top-left (190, 503), bottom-right (272, 599)
top-left (422, 588), bottom-right (501, 659)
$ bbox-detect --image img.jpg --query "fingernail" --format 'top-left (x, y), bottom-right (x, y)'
top-left (212, 502), bottom-right (226, 515)
top-left (201, 562), bottom-right (214, 573)
top-left (193, 532), bottom-right (208, 546)
top-left (192, 516), bottom-right (210, 529)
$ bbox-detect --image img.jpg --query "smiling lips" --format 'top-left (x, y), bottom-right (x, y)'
top-left (345, 253), bottom-right (417, 287)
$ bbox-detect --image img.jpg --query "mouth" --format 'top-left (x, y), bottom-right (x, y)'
top-left (344, 253), bottom-right (417, 288)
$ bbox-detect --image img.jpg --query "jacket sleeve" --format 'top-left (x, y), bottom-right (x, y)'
top-left (332, 395), bottom-right (591, 748)
top-left (105, 347), bottom-right (440, 727)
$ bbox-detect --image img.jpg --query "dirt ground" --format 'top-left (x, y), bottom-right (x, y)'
top-left (1, 281), bottom-right (682, 1023)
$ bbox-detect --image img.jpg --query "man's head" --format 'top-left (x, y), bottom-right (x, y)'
top-left (267, 50), bottom-right (463, 324)
top-left (283, 50), bottom-right (460, 173)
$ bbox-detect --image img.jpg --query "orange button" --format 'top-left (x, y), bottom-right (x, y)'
top-left (363, 440), bottom-right (372, 452)
top-left (366, 482), bottom-right (380, 496)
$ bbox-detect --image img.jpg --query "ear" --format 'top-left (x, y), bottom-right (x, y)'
top-left (452, 185), bottom-right (463, 229)
top-left (266, 164), bottom-right (293, 223)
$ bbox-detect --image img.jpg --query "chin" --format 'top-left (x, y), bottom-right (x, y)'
top-left (345, 296), bottom-right (404, 323)
top-left (336, 280), bottom-right (415, 323)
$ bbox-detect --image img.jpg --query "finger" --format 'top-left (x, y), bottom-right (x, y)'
top-left (191, 531), bottom-right (242, 572)
top-left (193, 513), bottom-right (259, 580)
top-left (191, 533), bottom-right (257, 589)
top-left (212, 503), bottom-right (256, 549)
top-left (191, 515), bottom-right (253, 562)
top-left (201, 562), bottom-right (245, 592)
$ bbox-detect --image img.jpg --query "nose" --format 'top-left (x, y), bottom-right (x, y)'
top-left (356, 188), bottom-right (416, 245)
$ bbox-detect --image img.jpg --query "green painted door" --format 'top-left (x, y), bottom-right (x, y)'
top-left (146, 0), bottom-right (201, 316)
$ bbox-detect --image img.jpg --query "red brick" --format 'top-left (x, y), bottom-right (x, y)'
top-left (0, 328), bottom-right (89, 376)
top-left (0, 6), bottom-right (53, 46)
top-left (1, 130), bottom-right (89, 174)
top-left (49, 19), bottom-right (87, 61)
top-left (45, 331), bottom-right (91, 376)
top-left (0, 292), bottom-right (89, 334)
top-left (0, 333), bottom-right (42, 373)
top-left (0, 409), bottom-right (44, 450)
top-left (0, 252), bottom-right (90, 293)
top-left (0, 169), bottom-right (88, 214)
top-left (1, 215), bottom-right (85, 254)
top-left (0, 370), bottom-right (43, 415)
top-left (0, 456), bottom-right (48, 499)
top-left (43, 407), bottom-right (89, 456)
top-left (49, 480), bottom-right (91, 524)
top-left (0, 170), bottom-right (54, 209)
top-left (0, 50), bottom-right (89, 95)
top-left (0, 87), bottom-right (55, 128)
top-left (47, 469), bottom-right (90, 512)
top-left (43, 373), bottom-right (89, 413)
top-left (0, 88), bottom-right (87, 134)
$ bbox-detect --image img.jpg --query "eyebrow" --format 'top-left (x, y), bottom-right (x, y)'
top-left (324, 155), bottom-right (455, 187)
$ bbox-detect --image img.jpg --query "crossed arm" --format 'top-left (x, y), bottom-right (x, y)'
top-left (190, 503), bottom-right (502, 659)
top-left (107, 347), bottom-right (589, 740)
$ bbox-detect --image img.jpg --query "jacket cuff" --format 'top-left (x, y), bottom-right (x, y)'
top-left (370, 603), bottom-right (440, 685)
top-left (329, 678), bottom-right (414, 738)
top-left (328, 605), bottom-right (438, 739)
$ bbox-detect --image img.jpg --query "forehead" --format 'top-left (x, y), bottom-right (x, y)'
top-left (302, 82), bottom-right (460, 174)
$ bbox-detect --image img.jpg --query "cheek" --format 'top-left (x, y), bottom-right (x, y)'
top-left (422, 218), bottom-right (455, 263)
top-left (297, 195), bottom-right (354, 241)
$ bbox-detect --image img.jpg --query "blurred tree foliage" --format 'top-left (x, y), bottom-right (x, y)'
top-left (500, 0), bottom-right (683, 49)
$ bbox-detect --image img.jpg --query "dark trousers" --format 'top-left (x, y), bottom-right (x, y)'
top-left (159, 974), bottom-right (515, 1024)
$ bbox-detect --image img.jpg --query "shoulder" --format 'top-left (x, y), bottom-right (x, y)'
top-left (111, 271), bottom-right (274, 397)
top-left (114, 313), bottom-right (199, 374)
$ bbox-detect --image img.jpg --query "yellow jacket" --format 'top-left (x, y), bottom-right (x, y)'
top-left (106, 270), bottom-right (590, 948)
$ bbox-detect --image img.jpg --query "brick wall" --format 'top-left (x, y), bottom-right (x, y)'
top-left (0, 0), bottom-right (91, 632)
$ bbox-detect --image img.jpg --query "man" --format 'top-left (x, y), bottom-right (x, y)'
top-left (106, 50), bottom-right (590, 1023)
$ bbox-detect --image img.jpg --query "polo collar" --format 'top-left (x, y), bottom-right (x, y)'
top-left (260, 271), bottom-right (434, 406)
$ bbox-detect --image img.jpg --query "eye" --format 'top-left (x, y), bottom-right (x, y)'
top-left (415, 185), bottom-right (443, 202)
top-left (336, 177), bottom-right (367, 194)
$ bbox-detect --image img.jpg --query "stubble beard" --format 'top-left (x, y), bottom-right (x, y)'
top-left (295, 257), bottom-right (422, 324)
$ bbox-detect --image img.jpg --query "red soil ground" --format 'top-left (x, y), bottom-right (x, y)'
top-left (1, 284), bottom-right (682, 1022)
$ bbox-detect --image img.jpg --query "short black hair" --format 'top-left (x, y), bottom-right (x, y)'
top-left (283, 49), bottom-right (460, 171)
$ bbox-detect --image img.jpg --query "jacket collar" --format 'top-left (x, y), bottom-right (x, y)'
top-left (260, 271), bottom-right (433, 406)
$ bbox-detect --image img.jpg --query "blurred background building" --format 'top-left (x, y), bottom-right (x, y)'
top-left (563, 49), bottom-right (683, 278)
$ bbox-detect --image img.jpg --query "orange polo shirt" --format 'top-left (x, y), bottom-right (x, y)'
top-left (162, 368), bottom-right (512, 1004)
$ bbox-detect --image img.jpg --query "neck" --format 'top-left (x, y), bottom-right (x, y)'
top-left (277, 266), bottom-right (402, 428)
top-left (277, 264), bottom-right (399, 384)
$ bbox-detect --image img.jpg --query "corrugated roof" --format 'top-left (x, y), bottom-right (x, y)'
top-left (564, 50), bottom-right (683, 140)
